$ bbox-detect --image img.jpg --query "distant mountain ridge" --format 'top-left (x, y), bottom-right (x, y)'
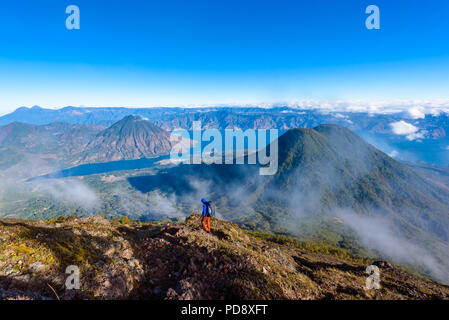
top-left (0, 121), bottom-right (103, 169)
top-left (2, 105), bottom-right (448, 140)
top-left (0, 115), bottom-right (175, 170)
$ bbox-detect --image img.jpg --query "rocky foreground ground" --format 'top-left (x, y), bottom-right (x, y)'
top-left (1, 214), bottom-right (449, 300)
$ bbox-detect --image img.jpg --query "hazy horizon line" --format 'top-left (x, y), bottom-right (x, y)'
top-left (3, 99), bottom-right (449, 118)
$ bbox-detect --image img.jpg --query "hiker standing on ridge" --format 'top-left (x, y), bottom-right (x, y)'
top-left (201, 198), bottom-right (214, 233)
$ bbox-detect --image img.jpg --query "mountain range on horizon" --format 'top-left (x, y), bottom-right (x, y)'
top-left (2, 104), bottom-right (449, 166)
top-left (0, 104), bottom-right (447, 136)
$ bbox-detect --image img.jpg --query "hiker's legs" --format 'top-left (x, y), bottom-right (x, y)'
top-left (206, 217), bottom-right (211, 232)
top-left (202, 217), bottom-right (209, 232)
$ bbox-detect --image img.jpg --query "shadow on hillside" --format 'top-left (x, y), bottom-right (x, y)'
top-left (0, 274), bottom-right (63, 300)
top-left (127, 162), bottom-right (258, 195)
top-left (116, 224), bottom-right (163, 242)
top-left (128, 171), bottom-right (194, 194)
top-left (211, 229), bottom-right (229, 240)
top-left (293, 255), bottom-right (366, 278)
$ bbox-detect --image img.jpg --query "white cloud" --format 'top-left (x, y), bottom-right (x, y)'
top-left (333, 113), bottom-right (346, 119)
top-left (285, 99), bottom-right (449, 116)
top-left (390, 121), bottom-right (425, 141)
top-left (390, 121), bottom-right (418, 135)
top-left (336, 210), bottom-right (449, 284)
top-left (408, 106), bottom-right (426, 119)
top-left (34, 178), bottom-right (100, 210)
top-left (405, 131), bottom-right (425, 141)
top-left (388, 150), bottom-right (399, 158)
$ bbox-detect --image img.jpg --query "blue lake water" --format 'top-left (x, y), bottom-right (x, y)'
top-left (29, 129), bottom-right (284, 180)
top-left (28, 156), bottom-right (171, 181)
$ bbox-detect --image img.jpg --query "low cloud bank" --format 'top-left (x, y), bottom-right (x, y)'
top-left (284, 99), bottom-right (449, 117)
top-left (33, 178), bottom-right (100, 210)
top-left (336, 209), bottom-right (449, 284)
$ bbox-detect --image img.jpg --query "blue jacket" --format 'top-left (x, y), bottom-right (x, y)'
top-left (201, 198), bottom-right (208, 217)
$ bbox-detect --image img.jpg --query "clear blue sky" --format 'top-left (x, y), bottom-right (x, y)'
top-left (0, 0), bottom-right (448, 114)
